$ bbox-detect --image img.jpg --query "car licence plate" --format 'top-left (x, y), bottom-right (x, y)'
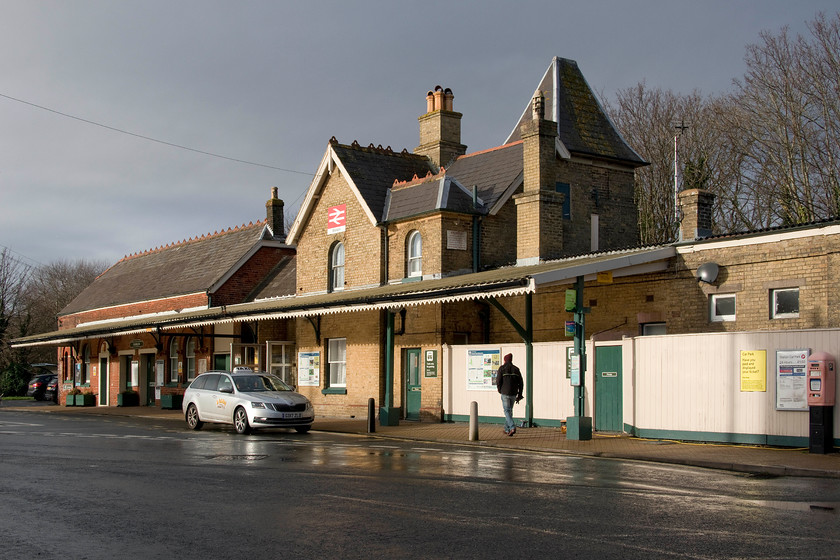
top-left (281, 412), bottom-right (301, 419)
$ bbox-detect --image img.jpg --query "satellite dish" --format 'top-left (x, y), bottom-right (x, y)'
top-left (696, 262), bottom-right (719, 284)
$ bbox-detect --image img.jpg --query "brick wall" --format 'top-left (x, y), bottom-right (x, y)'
top-left (212, 246), bottom-right (295, 306)
top-left (295, 170), bottom-right (383, 293)
top-left (59, 292), bottom-right (208, 329)
top-left (294, 309), bottom-right (384, 418)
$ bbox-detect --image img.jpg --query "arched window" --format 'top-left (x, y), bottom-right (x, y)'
top-left (407, 231), bottom-right (422, 278)
top-left (329, 242), bottom-right (345, 292)
top-left (169, 338), bottom-right (179, 383)
top-left (186, 337), bottom-right (196, 381)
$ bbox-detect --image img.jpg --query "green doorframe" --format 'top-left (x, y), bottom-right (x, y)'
top-left (380, 310), bottom-right (400, 426)
top-left (487, 292), bottom-right (534, 427)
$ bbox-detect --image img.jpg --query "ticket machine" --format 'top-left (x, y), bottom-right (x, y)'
top-left (807, 352), bottom-right (835, 454)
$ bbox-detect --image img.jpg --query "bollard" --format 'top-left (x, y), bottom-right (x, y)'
top-left (469, 401), bottom-right (479, 441)
top-left (367, 398), bottom-right (376, 433)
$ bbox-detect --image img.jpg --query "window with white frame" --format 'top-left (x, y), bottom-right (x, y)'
top-left (327, 338), bottom-right (346, 388)
top-left (407, 230), bottom-right (422, 277)
top-left (710, 293), bottom-right (736, 322)
top-left (186, 337), bottom-right (196, 381)
top-left (329, 242), bottom-right (345, 292)
top-left (169, 338), bottom-right (179, 383)
top-left (771, 287), bottom-right (800, 319)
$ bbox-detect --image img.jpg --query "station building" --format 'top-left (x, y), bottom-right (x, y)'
top-left (13, 57), bottom-right (840, 446)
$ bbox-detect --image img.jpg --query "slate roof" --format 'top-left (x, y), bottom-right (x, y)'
top-left (505, 57), bottom-right (646, 167)
top-left (249, 255), bottom-right (297, 301)
top-left (384, 172), bottom-right (482, 221)
top-left (445, 142), bottom-right (524, 212)
top-left (330, 141), bottom-right (436, 223)
top-left (60, 221), bottom-right (273, 316)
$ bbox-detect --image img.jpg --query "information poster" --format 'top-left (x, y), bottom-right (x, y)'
top-left (776, 349), bottom-right (809, 410)
top-left (298, 351), bottom-right (320, 387)
top-left (424, 350), bottom-right (438, 378)
top-left (131, 360), bottom-right (139, 387)
top-left (740, 350), bottom-right (767, 392)
top-left (466, 349), bottom-right (501, 391)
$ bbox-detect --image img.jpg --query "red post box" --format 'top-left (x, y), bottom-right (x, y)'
top-left (807, 351), bottom-right (836, 406)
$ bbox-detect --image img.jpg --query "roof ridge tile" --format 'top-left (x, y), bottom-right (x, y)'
top-left (118, 219), bottom-right (267, 263)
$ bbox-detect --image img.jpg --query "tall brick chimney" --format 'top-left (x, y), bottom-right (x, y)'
top-left (266, 187), bottom-right (285, 240)
top-left (415, 86), bottom-right (466, 169)
top-left (513, 91), bottom-right (564, 265)
top-left (678, 188), bottom-right (715, 241)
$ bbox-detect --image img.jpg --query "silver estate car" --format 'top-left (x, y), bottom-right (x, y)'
top-left (182, 368), bottom-right (314, 435)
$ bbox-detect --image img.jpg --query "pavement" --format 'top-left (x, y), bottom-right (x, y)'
top-left (3, 399), bottom-right (840, 479)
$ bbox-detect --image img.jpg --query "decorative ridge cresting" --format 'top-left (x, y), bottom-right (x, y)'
top-left (118, 219), bottom-right (268, 262)
top-left (392, 168), bottom-right (446, 189)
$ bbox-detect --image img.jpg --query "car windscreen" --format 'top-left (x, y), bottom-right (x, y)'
top-left (234, 374), bottom-right (291, 392)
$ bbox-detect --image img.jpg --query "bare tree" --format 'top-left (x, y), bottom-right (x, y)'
top-left (0, 248), bottom-right (33, 394)
top-left (727, 12), bottom-right (840, 226)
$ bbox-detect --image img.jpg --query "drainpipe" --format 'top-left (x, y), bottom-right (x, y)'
top-left (472, 186), bottom-right (480, 272)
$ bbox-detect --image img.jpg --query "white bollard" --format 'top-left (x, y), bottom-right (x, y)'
top-left (469, 401), bottom-right (479, 441)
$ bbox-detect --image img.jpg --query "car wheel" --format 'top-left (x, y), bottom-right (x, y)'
top-left (233, 407), bottom-right (251, 435)
top-left (294, 426), bottom-right (311, 434)
top-left (185, 404), bottom-right (203, 430)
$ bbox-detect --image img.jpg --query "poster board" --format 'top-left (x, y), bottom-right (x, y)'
top-left (298, 351), bottom-right (320, 387)
top-left (740, 350), bottom-right (767, 392)
top-left (466, 349), bottom-right (501, 391)
top-left (776, 349), bottom-right (809, 410)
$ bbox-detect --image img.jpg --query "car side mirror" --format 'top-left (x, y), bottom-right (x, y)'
top-left (220, 386), bottom-right (234, 394)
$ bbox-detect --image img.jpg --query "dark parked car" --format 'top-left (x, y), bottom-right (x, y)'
top-left (44, 376), bottom-right (59, 403)
top-left (27, 374), bottom-right (57, 401)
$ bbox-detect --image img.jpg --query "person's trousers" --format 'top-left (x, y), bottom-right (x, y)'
top-left (500, 394), bottom-right (516, 433)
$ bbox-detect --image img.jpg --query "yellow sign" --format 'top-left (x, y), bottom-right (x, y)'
top-left (740, 350), bottom-right (767, 392)
top-left (597, 271), bottom-right (613, 283)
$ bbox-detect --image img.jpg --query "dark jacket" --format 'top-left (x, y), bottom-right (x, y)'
top-left (496, 361), bottom-right (523, 398)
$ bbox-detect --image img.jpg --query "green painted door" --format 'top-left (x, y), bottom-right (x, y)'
top-left (595, 346), bottom-right (623, 432)
top-left (405, 348), bottom-right (422, 421)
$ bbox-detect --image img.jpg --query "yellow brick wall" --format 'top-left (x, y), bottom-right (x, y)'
top-left (295, 170), bottom-right (383, 294)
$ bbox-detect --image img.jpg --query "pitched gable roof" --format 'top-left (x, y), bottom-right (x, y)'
top-left (384, 171), bottom-right (483, 222)
top-left (445, 142), bottom-right (524, 214)
top-left (61, 221), bottom-right (273, 316)
top-left (505, 57), bottom-right (646, 167)
top-left (286, 139), bottom-right (435, 243)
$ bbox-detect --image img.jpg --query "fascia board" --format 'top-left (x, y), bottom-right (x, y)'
top-left (286, 146), bottom-right (334, 244)
top-left (530, 247), bottom-right (676, 287)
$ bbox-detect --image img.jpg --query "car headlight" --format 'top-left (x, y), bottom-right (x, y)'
top-left (250, 402), bottom-right (266, 409)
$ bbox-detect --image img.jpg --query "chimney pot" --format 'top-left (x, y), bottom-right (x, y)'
top-left (433, 88), bottom-right (444, 111)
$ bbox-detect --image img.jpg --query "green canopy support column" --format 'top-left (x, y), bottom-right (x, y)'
top-left (380, 309), bottom-right (400, 426)
top-left (487, 293), bottom-right (534, 427)
top-left (566, 275), bottom-right (592, 440)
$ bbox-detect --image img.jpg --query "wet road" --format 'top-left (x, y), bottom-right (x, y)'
top-left (0, 409), bottom-right (838, 559)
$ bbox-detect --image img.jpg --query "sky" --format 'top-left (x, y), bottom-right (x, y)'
top-left (1, 0), bottom-right (838, 268)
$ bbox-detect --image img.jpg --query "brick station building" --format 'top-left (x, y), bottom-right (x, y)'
top-left (14, 57), bottom-right (840, 445)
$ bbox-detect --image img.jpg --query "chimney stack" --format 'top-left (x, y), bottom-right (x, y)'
top-left (266, 187), bottom-right (285, 239)
top-left (513, 91), bottom-right (564, 265)
top-left (678, 188), bottom-right (715, 242)
top-left (415, 86), bottom-right (466, 169)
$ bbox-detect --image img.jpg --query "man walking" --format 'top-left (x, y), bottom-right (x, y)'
top-left (496, 353), bottom-right (523, 436)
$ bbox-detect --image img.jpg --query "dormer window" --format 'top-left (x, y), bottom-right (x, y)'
top-left (407, 231), bottom-right (422, 278)
top-left (329, 241), bottom-right (345, 292)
